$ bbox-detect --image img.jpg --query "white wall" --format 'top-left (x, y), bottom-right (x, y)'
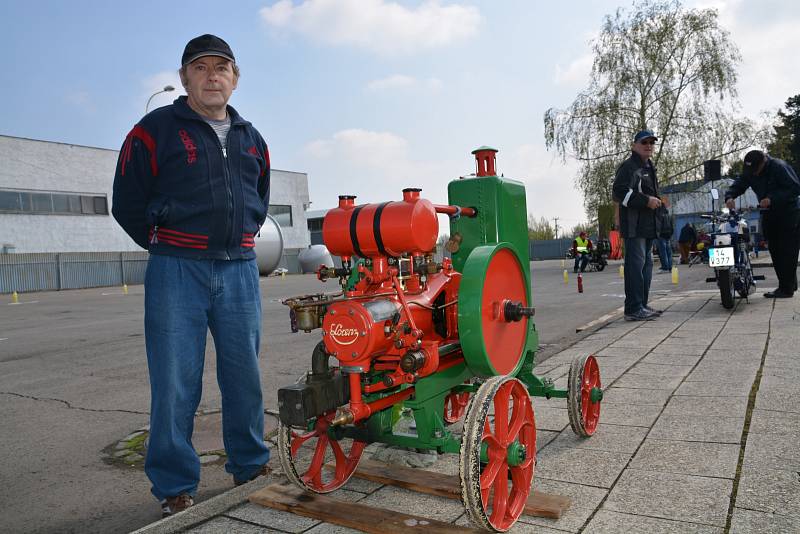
top-left (0, 135), bottom-right (310, 253)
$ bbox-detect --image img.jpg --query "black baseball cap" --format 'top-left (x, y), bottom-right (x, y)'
top-left (742, 150), bottom-right (765, 177)
top-left (633, 130), bottom-right (657, 143)
top-left (181, 34), bottom-right (235, 66)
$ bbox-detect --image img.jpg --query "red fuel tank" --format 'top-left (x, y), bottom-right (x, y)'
top-left (323, 189), bottom-right (438, 258)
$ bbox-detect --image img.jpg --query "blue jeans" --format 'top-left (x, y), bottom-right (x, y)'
top-left (144, 255), bottom-right (269, 500)
top-left (656, 237), bottom-right (672, 271)
top-left (574, 252), bottom-right (589, 272)
top-left (624, 237), bottom-right (654, 315)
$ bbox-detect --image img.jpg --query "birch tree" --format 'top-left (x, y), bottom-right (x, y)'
top-left (544, 0), bottom-right (767, 217)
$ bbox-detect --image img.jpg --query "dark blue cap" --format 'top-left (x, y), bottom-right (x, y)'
top-left (633, 130), bottom-right (657, 143)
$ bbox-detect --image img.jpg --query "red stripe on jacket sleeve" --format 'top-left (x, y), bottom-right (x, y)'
top-left (126, 125), bottom-right (159, 176)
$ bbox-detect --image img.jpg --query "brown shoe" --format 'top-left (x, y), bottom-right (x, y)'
top-left (161, 494), bottom-right (194, 517)
top-left (234, 464), bottom-right (271, 486)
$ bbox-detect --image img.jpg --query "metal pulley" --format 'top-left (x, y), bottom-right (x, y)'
top-left (457, 242), bottom-right (532, 377)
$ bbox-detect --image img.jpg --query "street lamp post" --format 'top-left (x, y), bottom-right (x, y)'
top-left (145, 85), bottom-right (175, 113)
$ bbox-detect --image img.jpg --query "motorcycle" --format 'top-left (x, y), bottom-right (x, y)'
top-left (701, 207), bottom-right (764, 309)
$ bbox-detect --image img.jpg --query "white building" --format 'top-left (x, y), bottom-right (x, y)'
top-left (0, 135), bottom-right (310, 259)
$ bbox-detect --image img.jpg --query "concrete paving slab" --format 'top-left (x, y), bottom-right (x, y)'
top-left (607, 337), bottom-right (663, 350)
top-left (225, 502), bottom-right (320, 532)
top-left (709, 334), bottom-right (768, 351)
top-left (729, 507), bottom-right (800, 534)
top-left (535, 446), bottom-right (631, 488)
top-left (627, 362), bottom-right (694, 378)
top-left (593, 364), bottom-right (632, 383)
top-left (530, 404), bottom-right (569, 432)
top-left (186, 517), bottom-right (283, 533)
top-left (601, 386), bottom-right (672, 406)
top-left (599, 402), bottom-right (664, 427)
top-left (519, 478), bottom-right (607, 533)
top-left (630, 439), bottom-right (739, 478)
top-left (734, 465), bottom-right (800, 519)
top-left (536, 429), bottom-right (561, 451)
top-left (673, 380), bottom-right (752, 397)
top-left (649, 344), bottom-right (709, 356)
top-left (305, 523), bottom-right (363, 534)
top-left (755, 373), bottom-right (800, 413)
top-left (585, 510), bottom-right (724, 533)
top-left (604, 469), bottom-right (732, 527)
top-left (612, 373), bottom-right (684, 390)
top-left (649, 413), bottom-right (744, 443)
top-left (720, 322), bottom-right (770, 335)
top-left (453, 514), bottom-right (568, 533)
top-left (662, 395), bottom-right (749, 418)
top-left (595, 346), bottom-right (650, 359)
top-left (700, 348), bottom-right (763, 363)
top-left (547, 423), bottom-right (648, 454)
top-left (640, 352), bottom-right (702, 366)
top-left (684, 367), bottom-right (756, 384)
top-left (747, 408), bottom-right (800, 436)
top-left (743, 434), bottom-right (800, 471)
top-left (358, 485), bottom-right (466, 522)
top-left (764, 356), bottom-right (800, 373)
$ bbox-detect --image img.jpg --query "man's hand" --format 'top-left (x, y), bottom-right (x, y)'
top-left (725, 198), bottom-right (735, 210)
top-left (759, 197), bottom-right (771, 209)
top-left (646, 196), bottom-right (662, 210)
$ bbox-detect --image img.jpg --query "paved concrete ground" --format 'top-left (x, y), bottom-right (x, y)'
top-left (1, 255), bottom-right (787, 533)
top-left (133, 280), bottom-right (800, 533)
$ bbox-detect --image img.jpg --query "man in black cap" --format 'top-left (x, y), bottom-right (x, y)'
top-left (612, 130), bottom-right (667, 321)
top-left (112, 34), bottom-right (271, 517)
top-left (725, 150), bottom-right (800, 298)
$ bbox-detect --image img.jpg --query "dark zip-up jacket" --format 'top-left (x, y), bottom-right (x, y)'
top-left (612, 152), bottom-right (660, 239)
top-left (724, 156), bottom-right (800, 212)
top-left (112, 96), bottom-right (270, 260)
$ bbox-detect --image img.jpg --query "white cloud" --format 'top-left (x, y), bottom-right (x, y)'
top-left (366, 74), bottom-right (443, 92)
top-left (704, 0), bottom-right (800, 117)
top-left (503, 143), bottom-right (588, 228)
top-left (260, 0), bottom-right (481, 55)
top-left (302, 128), bottom-right (455, 209)
top-left (554, 53), bottom-right (592, 87)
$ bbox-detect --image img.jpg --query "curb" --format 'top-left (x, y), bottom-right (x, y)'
top-left (129, 474), bottom-right (278, 534)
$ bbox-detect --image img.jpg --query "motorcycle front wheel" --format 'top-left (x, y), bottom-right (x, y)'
top-left (718, 269), bottom-right (735, 309)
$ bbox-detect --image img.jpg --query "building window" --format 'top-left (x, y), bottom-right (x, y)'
top-left (0, 189), bottom-right (109, 215)
top-left (269, 204), bottom-right (293, 227)
top-left (307, 218), bottom-right (323, 232)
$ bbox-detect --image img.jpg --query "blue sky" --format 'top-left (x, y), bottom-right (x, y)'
top-left (2, 0), bottom-right (799, 232)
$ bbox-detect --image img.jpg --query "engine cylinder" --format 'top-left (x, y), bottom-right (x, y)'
top-left (323, 189), bottom-right (438, 258)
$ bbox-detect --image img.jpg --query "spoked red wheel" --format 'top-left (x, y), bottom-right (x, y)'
top-left (276, 410), bottom-right (367, 493)
top-left (568, 355), bottom-right (602, 437)
top-left (443, 391), bottom-right (471, 424)
top-left (460, 376), bottom-right (536, 532)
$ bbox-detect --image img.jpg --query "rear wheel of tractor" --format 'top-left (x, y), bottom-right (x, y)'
top-left (567, 355), bottom-right (602, 437)
top-left (444, 391), bottom-right (471, 424)
top-left (460, 376), bottom-right (536, 532)
top-left (718, 269), bottom-right (735, 309)
top-left (277, 411), bottom-right (367, 493)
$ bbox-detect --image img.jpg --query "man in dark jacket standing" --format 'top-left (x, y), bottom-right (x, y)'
top-left (612, 130), bottom-right (664, 321)
top-left (112, 35), bottom-right (271, 517)
top-left (725, 150), bottom-right (800, 298)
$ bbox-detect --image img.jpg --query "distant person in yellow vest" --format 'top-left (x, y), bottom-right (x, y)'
top-left (572, 232), bottom-right (593, 272)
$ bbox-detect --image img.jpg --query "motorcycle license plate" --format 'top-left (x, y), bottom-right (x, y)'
top-left (709, 247), bottom-right (734, 267)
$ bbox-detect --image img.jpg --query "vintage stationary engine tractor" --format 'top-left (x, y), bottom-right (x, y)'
top-left (278, 147), bottom-right (602, 532)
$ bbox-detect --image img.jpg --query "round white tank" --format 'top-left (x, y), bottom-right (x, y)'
top-left (255, 215), bottom-right (284, 275)
top-left (298, 245), bottom-right (335, 273)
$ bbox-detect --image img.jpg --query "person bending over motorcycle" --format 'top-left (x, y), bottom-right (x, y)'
top-left (572, 232), bottom-right (593, 272)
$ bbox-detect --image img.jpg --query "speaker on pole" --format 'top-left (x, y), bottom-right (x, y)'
top-left (703, 159), bottom-right (721, 182)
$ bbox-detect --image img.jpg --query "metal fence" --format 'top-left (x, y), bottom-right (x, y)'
top-left (529, 239), bottom-right (573, 260)
top-left (0, 251), bottom-right (149, 294)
